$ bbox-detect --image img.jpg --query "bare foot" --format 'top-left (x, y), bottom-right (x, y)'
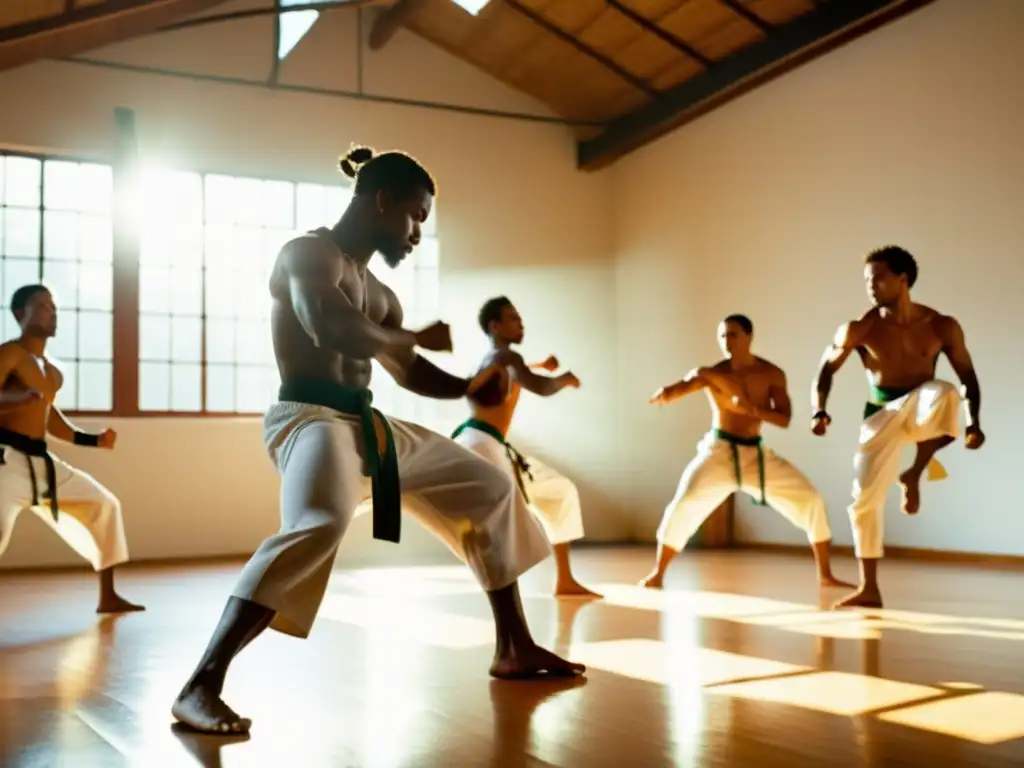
top-left (832, 588), bottom-right (883, 610)
top-left (490, 643), bottom-right (586, 680)
top-left (97, 595), bottom-right (146, 614)
top-left (899, 469), bottom-right (922, 515)
top-left (172, 684), bottom-right (252, 735)
top-left (818, 574), bottom-right (855, 588)
top-left (639, 572), bottom-right (664, 589)
top-left (554, 580), bottom-right (603, 599)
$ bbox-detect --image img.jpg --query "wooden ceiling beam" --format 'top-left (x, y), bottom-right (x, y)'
top-left (717, 0), bottom-right (773, 33)
top-left (505, 0), bottom-right (657, 97)
top-left (577, 0), bottom-right (936, 170)
top-left (606, 0), bottom-right (713, 68)
top-left (0, 0), bottom-right (231, 72)
top-left (368, 0), bottom-right (428, 50)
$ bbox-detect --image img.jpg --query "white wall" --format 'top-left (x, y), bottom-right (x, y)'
top-left (613, 0), bottom-right (1024, 554)
top-left (0, 1), bottom-right (622, 570)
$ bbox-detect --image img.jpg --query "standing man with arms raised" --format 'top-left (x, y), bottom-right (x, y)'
top-left (172, 147), bottom-right (583, 736)
top-left (0, 284), bottom-right (141, 614)
top-left (641, 315), bottom-right (848, 589)
top-left (812, 246), bottom-right (984, 609)
top-left (451, 296), bottom-right (599, 598)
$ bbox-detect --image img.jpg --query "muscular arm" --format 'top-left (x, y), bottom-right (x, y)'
top-left (46, 406), bottom-right (92, 443)
top-left (285, 239), bottom-right (417, 358)
top-left (940, 317), bottom-right (981, 428)
top-left (0, 347), bottom-right (23, 409)
top-left (813, 321), bottom-right (864, 413)
top-left (757, 371), bottom-right (793, 429)
top-left (505, 351), bottom-right (574, 397)
top-left (656, 367), bottom-right (712, 403)
top-left (375, 293), bottom-right (469, 400)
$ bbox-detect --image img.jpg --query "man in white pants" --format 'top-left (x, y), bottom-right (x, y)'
top-left (0, 284), bottom-right (141, 614)
top-left (172, 147), bottom-right (583, 737)
top-left (641, 314), bottom-right (850, 590)
top-left (812, 246), bottom-right (985, 609)
top-left (451, 296), bottom-right (598, 597)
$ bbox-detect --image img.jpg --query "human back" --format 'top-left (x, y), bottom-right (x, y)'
top-left (466, 346), bottom-right (519, 436)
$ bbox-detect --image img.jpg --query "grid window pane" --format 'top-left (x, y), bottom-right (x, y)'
top-left (78, 310), bottom-right (113, 361)
top-left (133, 170), bottom-right (439, 419)
top-left (140, 361), bottom-right (171, 411)
top-left (1, 153), bottom-right (114, 414)
top-left (78, 361), bottom-right (112, 411)
top-left (5, 156), bottom-right (41, 207)
top-left (171, 363), bottom-right (202, 412)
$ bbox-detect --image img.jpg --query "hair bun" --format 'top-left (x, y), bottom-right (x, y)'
top-left (339, 145), bottom-right (375, 178)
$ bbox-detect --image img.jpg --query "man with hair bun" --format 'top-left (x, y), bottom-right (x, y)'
top-left (172, 145), bottom-right (584, 737)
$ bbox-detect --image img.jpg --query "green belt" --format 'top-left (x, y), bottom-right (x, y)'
top-left (451, 418), bottom-right (533, 503)
top-left (863, 384), bottom-right (914, 420)
top-left (713, 428), bottom-right (766, 505)
top-left (279, 379), bottom-right (401, 543)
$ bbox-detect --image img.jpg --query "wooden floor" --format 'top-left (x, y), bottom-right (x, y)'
top-left (3, 546), bottom-right (1024, 767)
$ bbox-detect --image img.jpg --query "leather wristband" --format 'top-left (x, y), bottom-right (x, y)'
top-left (73, 431), bottom-right (101, 447)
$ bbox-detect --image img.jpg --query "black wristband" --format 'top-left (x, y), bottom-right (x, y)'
top-left (73, 431), bottom-right (101, 447)
top-left (812, 410), bottom-right (831, 422)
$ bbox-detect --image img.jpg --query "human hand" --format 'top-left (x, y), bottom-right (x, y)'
top-left (562, 372), bottom-right (581, 388)
top-left (964, 424), bottom-right (985, 450)
top-left (811, 411), bottom-right (831, 436)
top-left (649, 386), bottom-right (673, 406)
top-left (729, 395), bottom-right (760, 418)
top-left (97, 428), bottom-right (117, 449)
top-left (414, 321), bottom-right (453, 352)
top-left (539, 355), bottom-right (559, 372)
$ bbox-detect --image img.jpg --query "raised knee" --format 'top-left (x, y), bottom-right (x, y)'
top-left (924, 380), bottom-right (960, 401)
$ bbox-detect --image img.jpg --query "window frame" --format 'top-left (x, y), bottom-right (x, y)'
top-left (0, 146), bottom-right (442, 422)
top-left (0, 147), bottom-right (120, 419)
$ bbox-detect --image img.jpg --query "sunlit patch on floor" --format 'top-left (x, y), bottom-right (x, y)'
top-left (876, 691), bottom-right (1024, 744)
top-left (569, 639), bottom-right (810, 687)
top-left (318, 594), bottom-right (495, 649)
top-left (711, 670), bottom-right (940, 717)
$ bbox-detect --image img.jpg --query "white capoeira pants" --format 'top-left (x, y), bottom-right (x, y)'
top-left (657, 430), bottom-right (832, 551)
top-left (0, 449), bottom-right (129, 571)
top-left (233, 402), bottom-right (552, 639)
top-left (453, 425), bottom-right (585, 546)
top-left (849, 380), bottom-right (961, 559)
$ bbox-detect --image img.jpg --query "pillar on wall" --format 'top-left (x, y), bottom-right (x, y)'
top-left (696, 495), bottom-right (734, 548)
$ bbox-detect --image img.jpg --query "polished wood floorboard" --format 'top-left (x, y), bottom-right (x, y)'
top-left (3, 546), bottom-right (1024, 767)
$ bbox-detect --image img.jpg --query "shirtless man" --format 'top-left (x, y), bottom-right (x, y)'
top-left (450, 296), bottom-right (599, 598)
top-left (640, 314), bottom-right (848, 589)
top-left (812, 245), bottom-right (984, 609)
top-left (0, 284), bottom-right (142, 613)
top-left (172, 146), bottom-right (583, 736)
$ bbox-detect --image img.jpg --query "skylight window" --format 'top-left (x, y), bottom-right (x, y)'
top-left (451, 0), bottom-right (491, 15)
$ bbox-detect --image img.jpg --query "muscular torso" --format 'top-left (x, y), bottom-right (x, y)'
top-left (467, 348), bottom-right (519, 436)
top-left (269, 229), bottom-right (391, 388)
top-left (0, 341), bottom-right (62, 439)
top-left (703, 357), bottom-right (782, 439)
top-left (851, 305), bottom-right (947, 389)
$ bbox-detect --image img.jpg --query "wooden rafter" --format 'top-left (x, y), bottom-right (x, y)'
top-left (505, 0), bottom-right (657, 97)
top-left (577, 0), bottom-right (936, 170)
top-left (368, 0), bottom-right (428, 50)
top-left (0, 0), bottom-right (232, 72)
